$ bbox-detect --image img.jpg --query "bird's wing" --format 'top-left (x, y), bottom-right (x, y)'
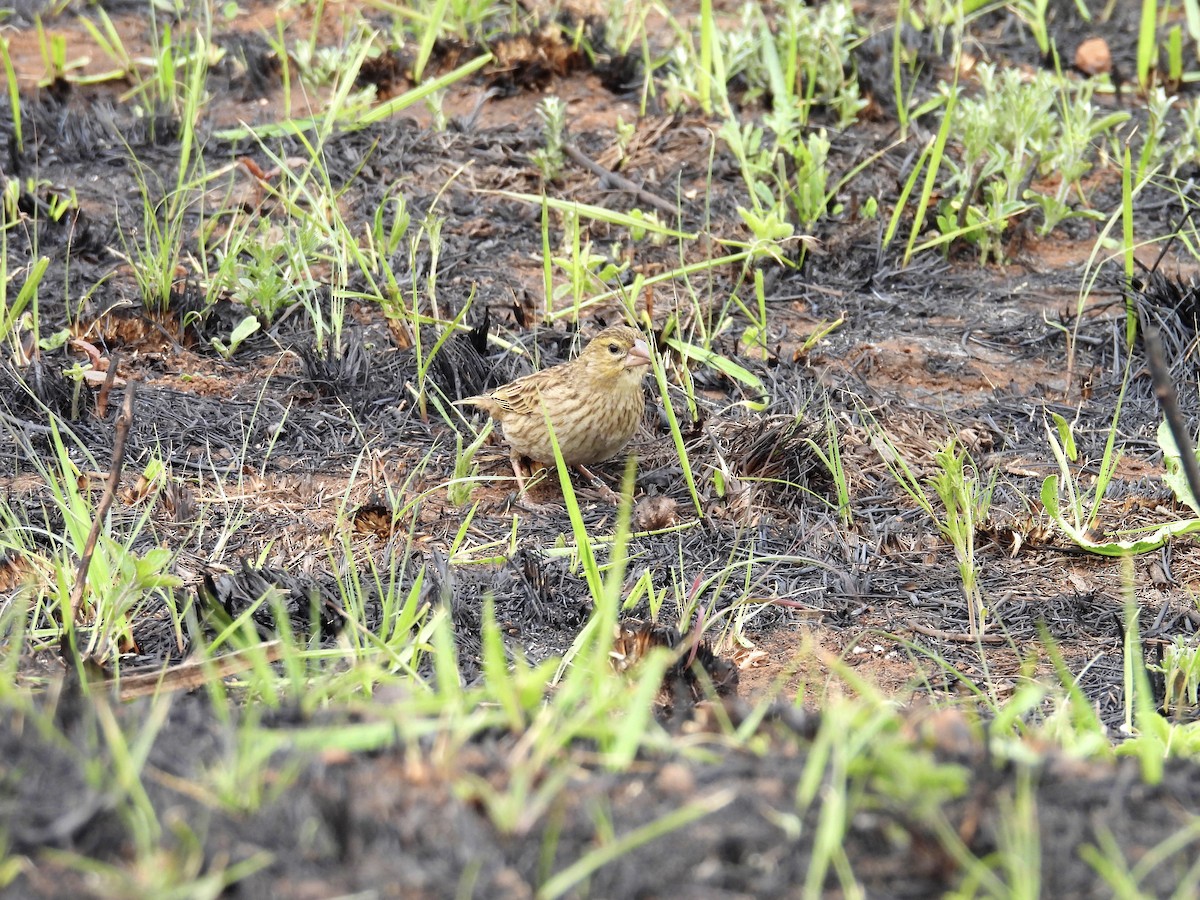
top-left (455, 393), bottom-right (501, 415)
top-left (489, 367), bottom-right (570, 416)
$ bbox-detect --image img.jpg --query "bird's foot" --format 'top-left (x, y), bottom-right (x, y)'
top-left (574, 464), bottom-right (623, 505)
top-left (508, 457), bottom-right (554, 508)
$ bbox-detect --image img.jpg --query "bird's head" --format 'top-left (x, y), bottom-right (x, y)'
top-left (579, 325), bottom-right (652, 385)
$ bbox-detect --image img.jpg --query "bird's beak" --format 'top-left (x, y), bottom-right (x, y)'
top-left (625, 339), bottom-right (652, 369)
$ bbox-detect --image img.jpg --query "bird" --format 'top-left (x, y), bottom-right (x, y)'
top-left (457, 324), bottom-right (653, 497)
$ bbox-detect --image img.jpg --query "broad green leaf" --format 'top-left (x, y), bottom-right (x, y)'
top-left (1042, 474), bottom-right (1200, 555)
top-left (1157, 419), bottom-right (1200, 515)
top-left (230, 314), bottom-right (261, 344)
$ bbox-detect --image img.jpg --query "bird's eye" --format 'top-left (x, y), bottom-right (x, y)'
top-left (608, 343), bottom-right (620, 354)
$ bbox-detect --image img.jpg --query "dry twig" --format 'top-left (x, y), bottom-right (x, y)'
top-left (67, 383), bottom-right (136, 626)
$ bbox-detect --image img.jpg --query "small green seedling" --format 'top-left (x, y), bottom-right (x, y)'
top-left (211, 315), bottom-right (261, 359)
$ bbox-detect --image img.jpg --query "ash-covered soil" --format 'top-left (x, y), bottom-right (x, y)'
top-left (3, 0), bottom-right (1200, 894)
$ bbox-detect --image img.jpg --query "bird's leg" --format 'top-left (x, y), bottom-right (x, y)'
top-left (509, 453), bottom-right (529, 494)
top-left (574, 463), bottom-right (622, 504)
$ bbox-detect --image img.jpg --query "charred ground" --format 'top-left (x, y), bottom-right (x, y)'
top-left (3, 0), bottom-right (1200, 895)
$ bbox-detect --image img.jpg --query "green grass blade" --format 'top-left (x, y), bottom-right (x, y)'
top-left (538, 789), bottom-right (735, 900)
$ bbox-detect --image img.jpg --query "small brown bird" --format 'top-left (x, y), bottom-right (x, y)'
top-left (458, 325), bottom-right (652, 495)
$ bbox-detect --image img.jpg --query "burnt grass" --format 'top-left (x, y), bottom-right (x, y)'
top-left (3, 0), bottom-right (1200, 896)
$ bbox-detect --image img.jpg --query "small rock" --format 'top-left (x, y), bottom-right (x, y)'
top-left (634, 495), bottom-right (678, 531)
top-left (656, 762), bottom-right (695, 796)
top-left (1075, 37), bottom-right (1111, 75)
